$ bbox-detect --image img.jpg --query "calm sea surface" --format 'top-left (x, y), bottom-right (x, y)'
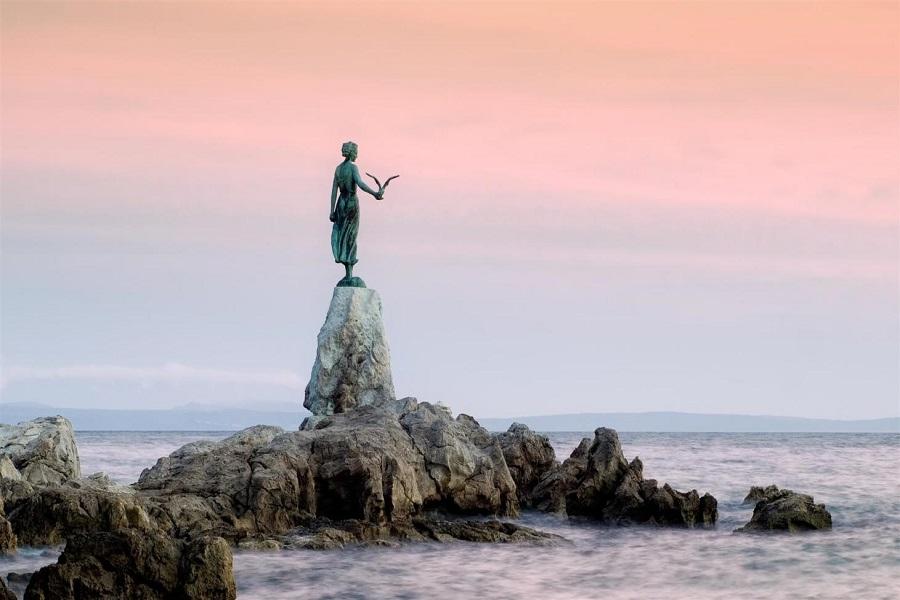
top-left (3, 431), bottom-right (899, 599)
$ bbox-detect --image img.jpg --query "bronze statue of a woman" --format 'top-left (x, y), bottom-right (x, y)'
top-left (330, 141), bottom-right (397, 288)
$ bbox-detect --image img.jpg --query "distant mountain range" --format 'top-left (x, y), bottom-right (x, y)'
top-left (0, 402), bottom-right (896, 433)
top-left (478, 412), bottom-right (900, 433)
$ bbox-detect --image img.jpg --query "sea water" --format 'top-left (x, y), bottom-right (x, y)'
top-left (2, 431), bottom-right (898, 599)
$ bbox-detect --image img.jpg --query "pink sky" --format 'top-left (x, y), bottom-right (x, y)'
top-left (1, 2), bottom-right (898, 418)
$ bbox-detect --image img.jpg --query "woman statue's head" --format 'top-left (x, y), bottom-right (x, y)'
top-left (341, 141), bottom-right (358, 161)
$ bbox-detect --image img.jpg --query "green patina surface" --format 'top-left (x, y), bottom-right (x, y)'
top-left (329, 141), bottom-right (397, 288)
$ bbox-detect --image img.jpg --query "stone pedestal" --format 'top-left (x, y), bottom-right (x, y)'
top-left (303, 287), bottom-right (396, 415)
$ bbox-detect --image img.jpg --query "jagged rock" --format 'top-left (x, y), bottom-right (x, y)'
top-left (6, 486), bottom-right (153, 547)
top-left (399, 403), bottom-right (518, 516)
top-left (65, 472), bottom-right (113, 491)
top-left (736, 486), bottom-right (832, 533)
top-left (743, 484), bottom-right (781, 504)
top-left (135, 402), bottom-right (518, 542)
top-left (0, 515), bottom-right (16, 555)
top-left (0, 416), bottom-right (80, 485)
top-left (236, 538), bottom-right (283, 551)
top-left (0, 478), bottom-right (35, 513)
top-left (5, 573), bottom-right (32, 599)
top-left (137, 426), bottom-right (284, 496)
top-left (303, 287), bottom-right (396, 415)
top-left (0, 578), bottom-right (15, 600)
top-left (23, 529), bottom-right (235, 600)
top-left (180, 536), bottom-right (237, 600)
top-left (530, 427), bottom-right (717, 527)
top-left (530, 437), bottom-right (593, 514)
top-left (495, 423), bottom-right (557, 505)
top-left (0, 456), bottom-right (21, 481)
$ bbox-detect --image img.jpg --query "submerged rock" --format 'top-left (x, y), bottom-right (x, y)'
top-left (304, 287), bottom-right (396, 415)
top-left (23, 529), bottom-right (235, 600)
top-left (736, 486), bottom-right (832, 533)
top-left (280, 517), bottom-right (564, 549)
top-left (0, 416), bottom-right (80, 486)
top-left (531, 428), bottom-right (717, 527)
top-left (495, 423), bottom-right (557, 506)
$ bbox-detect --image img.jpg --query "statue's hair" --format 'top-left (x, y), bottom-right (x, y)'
top-left (341, 141), bottom-right (358, 157)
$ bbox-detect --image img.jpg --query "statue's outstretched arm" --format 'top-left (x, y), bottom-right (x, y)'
top-left (330, 174), bottom-right (338, 221)
top-left (352, 165), bottom-right (382, 199)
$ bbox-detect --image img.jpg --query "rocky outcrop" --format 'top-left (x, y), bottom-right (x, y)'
top-left (278, 517), bottom-right (563, 549)
top-left (399, 403), bottom-right (518, 516)
top-left (743, 485), bottom-right (780, 504)
top-left (304, 287), bottom-right (396, 415)
top-left (0, 416), bottom-right (80, 485)
top-left (736, 486), bottom-right (832, 533)
top-left (23, 529), bottom-right (235, 600)
top-left (0, 511), bottom-right (17, 556)
top-left (495, 423), bottom-right (557, 505)
top-left (0, 578), bottom-right (16, 600)
top-left (135, 401), bottom-right (517, 542)
top-left (0, 515), bottom-right (15, 555)
top-left (530, 427), bottom-right (717, 527)
top-left (6, 486), bottom-right (153, 547)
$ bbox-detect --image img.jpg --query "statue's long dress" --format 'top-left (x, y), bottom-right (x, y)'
top-left (331, 163), bottom-right (359, 266)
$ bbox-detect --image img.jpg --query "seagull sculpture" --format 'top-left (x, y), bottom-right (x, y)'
top-left (366, 172), bottom-right (399, 197)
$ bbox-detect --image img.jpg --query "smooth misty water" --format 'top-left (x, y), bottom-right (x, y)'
top-left (2, 431), bottom-right (898, 599)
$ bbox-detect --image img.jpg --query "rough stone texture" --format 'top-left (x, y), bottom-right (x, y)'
top-left (530, 427), bottom-right (717, 527)
top-left (0, 416), bottom-right (81, 485)
top-left (303, 287), bottom-right (396, 415)
top-left (743, 484), bottom-right (781, 504)
top-left (736, 486), bottom-right (832, 533)
top-left (495, 423), bottom-right (557, 506)
top-left (399, 403), bottom-right (518, 517)
top-left (135, 402), bottom-right (517, 542)
top-left (0, 456), bottom-right (21, 481)
top-left (180, 536), bottom-right (237, 600)
top-left (410, 518), bottom-right (564, 545)
top-left (23, 529), bottom-right (235, 600)
top-left (5, 486), bottom-right (153, 547)
top-left (280, 517), bottom-right (562, 549)
top-left (0, 578), bottom-right (15, 600)
top-left (0, 515), bottom-right (16, 555)
top-left (4, 573), bottom-right (32, 600)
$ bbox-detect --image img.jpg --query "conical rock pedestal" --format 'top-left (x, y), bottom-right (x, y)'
top-left (303, 287), bottom-right (396, 416)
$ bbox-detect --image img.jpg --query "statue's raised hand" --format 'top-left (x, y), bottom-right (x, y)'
top-left (366, 173), bottom-right (398, 200)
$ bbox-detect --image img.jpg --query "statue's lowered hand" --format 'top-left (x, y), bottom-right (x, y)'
top-left (329, 212), bottom-right (336, 222)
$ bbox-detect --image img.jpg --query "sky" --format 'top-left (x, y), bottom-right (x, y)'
top-left (1, 1), bottom-right (897, 420)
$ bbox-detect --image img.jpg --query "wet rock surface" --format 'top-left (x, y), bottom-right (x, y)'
top-left (2, 408), bottom-right (725, 599)
top-left (0, 515), bottom-right (16, 556)
top-left (6, 486), bottom-right (152, 547)
top-left (0, 578), bottom-right (15, 600)
top-left (23, 529), bottom-right (235, 600)
top-left (736, 485), bottom-right (832, 533)
top-left (743, 484), bottom-right (780, 504)
top-left (0, 417), bottom-right (80, 486)
top-left (530, 427), bottom-right (717, 527)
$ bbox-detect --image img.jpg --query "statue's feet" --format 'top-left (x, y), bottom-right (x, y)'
top-left (337, 275), bottom-right (366, 288)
